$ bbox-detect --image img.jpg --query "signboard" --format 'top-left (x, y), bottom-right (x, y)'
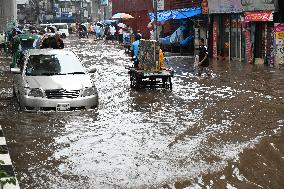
top-left (153, 0), bottom-right (164, 11)
top-left (213, 17), bottom-right (218, 58)
top-left (245, 29), bottom-right (252, 64)
top-left (100, 0), bottom-right (108, 6)
top-left (157, 0), bottom-right (164, 11)
top-left (201, 0), bottom-right (209, 14)
top-left (194, 28), bottom-right (199, 50)
top-left (242, 0), bottom-right (276, 11)
top-left (244, 11), bottom-right (273, 22)
top-left (208, 0), bottom-right (243, 13)
top-left (275, 23), bottom-right (284, 65)
top-left (61, 12), bottom-right (73, 18)
top-left (84, 10), bottom-right (88, 18)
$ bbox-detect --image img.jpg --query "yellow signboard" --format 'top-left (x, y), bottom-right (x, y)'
top-left (276, 31), bottom-right (284, 39)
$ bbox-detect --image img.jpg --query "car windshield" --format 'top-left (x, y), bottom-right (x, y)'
top-left (25, 53), bottom-right (85, 76)
top-left (55, 25), bottom-right (67, 29)
top-left (20, 38), bottom-right (37, 50)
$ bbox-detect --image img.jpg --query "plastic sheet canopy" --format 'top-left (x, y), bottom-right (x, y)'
top-left (149, 7), bottom-right (202, 22)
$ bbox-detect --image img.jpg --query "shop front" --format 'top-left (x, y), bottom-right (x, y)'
top-left (242, 0), bottom-right (278, 64)
top-left (210, 13), bottom-right (243, 61)
top-left (244, 11), bottom-right (274, 64)
top-left (208, 0), bottom-right (243, 60)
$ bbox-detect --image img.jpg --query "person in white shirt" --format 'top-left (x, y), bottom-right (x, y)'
top-left (109, 25), bottom-right (116, 42)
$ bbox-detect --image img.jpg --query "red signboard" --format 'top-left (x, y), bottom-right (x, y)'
top-left (245, 30), bottom-right (252, 64)
top-left (244, 11), bottom-right (273, 22)
top-left (212, 17), bottom-right (218, 58)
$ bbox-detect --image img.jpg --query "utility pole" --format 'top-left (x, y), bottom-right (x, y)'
top-left (104, 6), bottom-right (106, 20)
top-left (153, 0), bottom-right (158, 40)
top-left (80, 0), bottom-right (83, 23)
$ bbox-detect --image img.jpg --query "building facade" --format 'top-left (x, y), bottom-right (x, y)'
top-left (0, 0), bottom-right (17, 31)
top-left (112, 0), bottom-right (153, 39)
top-left (112, 0), bottom-right (202, 41)
top-left (208, 0), bottom-right (279, 64)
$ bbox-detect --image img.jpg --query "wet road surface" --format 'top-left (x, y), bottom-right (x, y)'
top-left (0, 37), bottom-right (283, 189)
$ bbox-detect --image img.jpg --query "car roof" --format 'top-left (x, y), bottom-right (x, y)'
top-left (27, 49), bottom-right (76, 56)
top-left (14, 34), bottom-right (40, 39)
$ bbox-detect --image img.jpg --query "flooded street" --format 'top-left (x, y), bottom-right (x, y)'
top-left (0, 37), bottom-right (283, 189)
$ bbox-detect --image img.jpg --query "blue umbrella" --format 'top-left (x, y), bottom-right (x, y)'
top-left (15, 27), bottom-right (24, 34)
top-left (103, 20), bottom-right (117, 25)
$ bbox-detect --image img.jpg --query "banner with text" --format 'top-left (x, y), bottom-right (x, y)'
top-left (275, 23), bottom-right (284, 65)
top-left (208, 0), bottom-right (243, 13)
top-left (242, 0), bottom-right (276, 11)
top-left (244, 11), bottom-right (273, 22)
top-left (213, 17), bottom-right (218, 58)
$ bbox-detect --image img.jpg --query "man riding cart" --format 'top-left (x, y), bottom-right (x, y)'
top-left (128, 37), bottom-right (173, 89)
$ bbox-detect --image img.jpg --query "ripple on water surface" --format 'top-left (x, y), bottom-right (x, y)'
top-left (0, 38), bottom-right (283, 188)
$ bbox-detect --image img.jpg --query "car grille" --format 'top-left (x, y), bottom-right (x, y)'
top-left (45, 89), bottom-right (81, 99)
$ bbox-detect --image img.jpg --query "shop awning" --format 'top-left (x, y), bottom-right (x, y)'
top-left (149, 7), bottom-right (202, 22)
top-left (244, 11), bottom-right (273, 22)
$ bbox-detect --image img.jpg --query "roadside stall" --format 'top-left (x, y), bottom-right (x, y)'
top-left (127, 39), bottom-right (173, 89)
top-left (149, 7), bottom-right (202, 54)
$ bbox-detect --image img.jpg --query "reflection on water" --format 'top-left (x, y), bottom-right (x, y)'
top-left (0, 38), bottom-right (283, 189)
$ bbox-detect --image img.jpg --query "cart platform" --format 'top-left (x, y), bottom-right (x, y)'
top-left (126, 67), bottom-right (174, 89)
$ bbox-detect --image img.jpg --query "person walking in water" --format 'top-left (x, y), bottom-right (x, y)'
top-left (197, 38), bottom-right (210, 77)
top-left (50, 33), bottom-right (64, 49)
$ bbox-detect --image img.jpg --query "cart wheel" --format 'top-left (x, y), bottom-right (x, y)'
top-left (130, 72), bottom-right (138, 89)
top-left (130, 73), bottom-right (135, 88)
top-left (134, 75), bottom-right (141, 89)
top-left (162, 78), bottom-right (166, 88)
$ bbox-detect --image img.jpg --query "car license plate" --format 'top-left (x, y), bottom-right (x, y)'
top-left (56, 103), bottom-right (70, 111)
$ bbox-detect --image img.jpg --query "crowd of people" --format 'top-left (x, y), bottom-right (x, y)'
top-left (0, 21), bottom-right (210, 76)
top-left (74, 22), bottom-right (134, 44)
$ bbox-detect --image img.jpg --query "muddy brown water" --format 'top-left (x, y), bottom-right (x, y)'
top-left (0, 37), bottom-right (283, 189)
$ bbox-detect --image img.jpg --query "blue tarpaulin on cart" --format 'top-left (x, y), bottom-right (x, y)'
top-left (149, 7), bottom-right (202, 22)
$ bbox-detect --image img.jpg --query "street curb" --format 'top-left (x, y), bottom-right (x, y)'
top-left (0, 126), bottom-right (20, 189)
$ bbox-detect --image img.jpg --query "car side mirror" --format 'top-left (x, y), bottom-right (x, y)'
top-left (88, 67), bottom-right (97, 73)
top-left (10, 68), bottom-right (21, 74)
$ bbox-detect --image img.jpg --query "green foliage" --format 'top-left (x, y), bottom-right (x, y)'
top-left (0, 146), bottom-right (7, 154)
top-left (0, 159), bottom-right (16, 187)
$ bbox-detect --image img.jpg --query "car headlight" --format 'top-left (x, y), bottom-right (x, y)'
top-left (26, 88), bottom-right (44, 97)
top-left (81, 86), bottom-right (97, 97)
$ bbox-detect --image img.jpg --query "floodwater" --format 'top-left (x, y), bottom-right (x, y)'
top-left (0, 37), bottom-right (283, 189)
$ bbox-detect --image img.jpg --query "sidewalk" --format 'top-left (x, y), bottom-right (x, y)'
top-left (0, 126), bottom-right (20, 189)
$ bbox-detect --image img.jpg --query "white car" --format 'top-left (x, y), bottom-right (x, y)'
top-left (11, 49), bottom-right (98, 111)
